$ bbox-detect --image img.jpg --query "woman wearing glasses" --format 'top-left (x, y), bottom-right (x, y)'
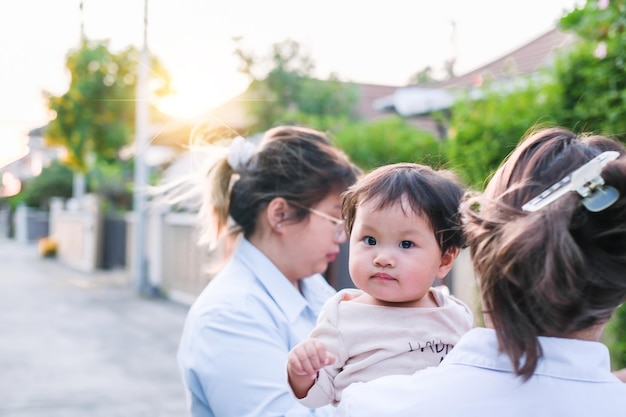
top-left (176, 125), bottom-right (361, 417)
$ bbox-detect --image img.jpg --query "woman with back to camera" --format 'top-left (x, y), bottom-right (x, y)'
top-left (336, 126), bottom-right (626, 416)
top-left (175, 125), bottom-right (361, 417)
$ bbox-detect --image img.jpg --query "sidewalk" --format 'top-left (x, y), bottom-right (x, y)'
top-left (0, 238), bottom-right (191, 417)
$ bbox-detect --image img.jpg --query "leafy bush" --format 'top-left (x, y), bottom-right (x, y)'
top-left (606, 305), bottom-right (626, 369)
top-left (446, 77), bottom-right (564, 189)
top-left (558, 1), bottom-right (626, 138)
top-left (333, 116), bottom-right (446, 172)
top-left (89, 159), bottom-right (134, 213)
top-left (19, 161), bottom-right (74, 209)
top-left (557, 0), bottom-right (626, 367)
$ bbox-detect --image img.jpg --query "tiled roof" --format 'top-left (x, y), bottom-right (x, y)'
top-left (353, 82), bottom-right (402, 120)
top-left (207, 81), bottom-right (401, 123)
top-left (433, 27), bottom-right (575, 90)
top-left (375, 27), bottom-right (577, 119)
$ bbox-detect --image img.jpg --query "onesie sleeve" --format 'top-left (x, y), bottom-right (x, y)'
top-left (298, 289), bottom-right (355, 408)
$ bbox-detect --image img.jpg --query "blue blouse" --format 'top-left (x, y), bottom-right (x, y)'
top-left (177, 238), bottom-right (337, 417)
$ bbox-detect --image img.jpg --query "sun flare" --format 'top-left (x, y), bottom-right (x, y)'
top-left (157, 74), bottom-right (247, 121)
top-left (158, 91), bottom-right (215, 121)
top-left (0, 127), bottom-right (29, 168)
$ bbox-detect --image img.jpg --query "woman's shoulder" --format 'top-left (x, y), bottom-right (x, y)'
top-left (189, 263), bottom-right (265, 316)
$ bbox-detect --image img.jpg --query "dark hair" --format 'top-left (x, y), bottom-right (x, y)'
top-left (342, 162), bottom-right (465, 254)
top-left (199, 125), bottom-right (360, 249)
top-left (462, 126), bottom-right (626, 380)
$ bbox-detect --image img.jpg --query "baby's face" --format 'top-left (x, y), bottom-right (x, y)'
top-left (348, 198), bottom-right (446, 308)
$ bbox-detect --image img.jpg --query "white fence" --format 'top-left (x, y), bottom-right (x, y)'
top-left (49, 195), bottom-right (102, 272)
top-left (12, 199), bottom-right (480, 311)
top-left (139, 211), bottom-right (218, 304)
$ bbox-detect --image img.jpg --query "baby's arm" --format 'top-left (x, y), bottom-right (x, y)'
top-left (287, 338), bottom-right (336, 399)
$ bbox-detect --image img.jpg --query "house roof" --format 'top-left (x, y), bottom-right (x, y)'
top-left (374, 86), bottom-right (456, 117)
top-left (434, 27), bottom-right (575, 90)
top-left (207, 81), bottom-right (401, 123)
top-left (377, 27), bottom-right (576, 117)
top-left (353, 82), bottom-right (402, 120)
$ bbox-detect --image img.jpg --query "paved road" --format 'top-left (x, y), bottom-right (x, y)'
top-left (0, 238), bottom-right (191, 417)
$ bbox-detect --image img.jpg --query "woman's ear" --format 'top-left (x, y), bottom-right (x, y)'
top-left (266, 197), bottom-right (289, 232)
top-left (436, 247), bottom-right (460, 279)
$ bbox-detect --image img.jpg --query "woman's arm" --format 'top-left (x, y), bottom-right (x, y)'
top-left (181, 307), bottom-right (336, 417)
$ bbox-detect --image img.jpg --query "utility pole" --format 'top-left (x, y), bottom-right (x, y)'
top-left (79, 0), bottom-right (85, 41)
top-left (74, 0), bottom-right (87, 203)
top-left (132, 0), bottom-right (151, 296)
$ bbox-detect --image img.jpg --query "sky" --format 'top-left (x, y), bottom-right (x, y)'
top-left (0, 0), bottom-right (584, 168)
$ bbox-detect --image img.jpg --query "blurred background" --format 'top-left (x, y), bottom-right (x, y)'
top-left (3, 0), bottom-right (626, 415)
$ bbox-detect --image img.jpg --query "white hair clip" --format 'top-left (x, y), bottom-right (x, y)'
top-left (522, 151), bottom-right (620, 212)
top-left (226, 136), bottom-right (257, 173)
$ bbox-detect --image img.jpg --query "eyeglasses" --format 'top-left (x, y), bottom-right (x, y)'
top-left (290, 202), bottom-right (346, 238)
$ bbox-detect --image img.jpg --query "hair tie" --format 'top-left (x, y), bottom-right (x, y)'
top-left (226, 136), bottom-right (256, 173)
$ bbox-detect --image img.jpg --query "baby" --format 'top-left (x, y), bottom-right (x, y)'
top-left (287, 162), bottom-right (474, 407)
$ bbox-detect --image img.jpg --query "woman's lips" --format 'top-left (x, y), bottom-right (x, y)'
top-left (326, 252), bottom-right (339, 262)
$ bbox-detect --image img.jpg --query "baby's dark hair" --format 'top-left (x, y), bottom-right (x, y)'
top-left (341, 162), bottom-right (466, 254)
top-left (462, 126), bottom-right (626, 380)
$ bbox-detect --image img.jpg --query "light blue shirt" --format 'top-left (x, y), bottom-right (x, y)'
top-left (337, 327), bottom-right (626, 416)
top-left (177, 238), bottom-right (337, 417)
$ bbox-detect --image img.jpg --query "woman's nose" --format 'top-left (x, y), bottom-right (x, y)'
top-left (333, 227), bottom-right (347, 243)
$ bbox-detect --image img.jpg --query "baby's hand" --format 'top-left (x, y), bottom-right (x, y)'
top-left (288, 338), bottom-right (336, 380)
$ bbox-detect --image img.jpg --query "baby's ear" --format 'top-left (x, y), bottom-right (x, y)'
top-left (436, 247), bottom-right (459, 279)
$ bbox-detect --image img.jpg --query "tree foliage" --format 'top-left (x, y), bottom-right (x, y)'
top-left (607, 304), bottom-right (626, 370)
top-left (445, 77), bottom-right (564, 189)
top-left (234, 38), bottom-right (360, 132)
top-left (556, 0), bottom-right (626, 369)
top-left (442, 0), bottom-right (626, 365)
top-left (18, 161), bottom-right (74, 209)
top-left (556, 0), bottom-right (626, 138)
top-left (88, 159), bottom-right (134, 213)
top-left (333, 116), bottom-right (445, 172)
top-left (44, 40), bottom-right (171, 173)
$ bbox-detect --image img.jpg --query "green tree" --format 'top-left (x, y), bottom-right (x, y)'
top-left (88, 159), bottom-right (134, 213)
top-left (333, 116), bottom-right (445, 172)
top-left (408, 66), bottom-right (437, 85)
top-left (557, 0), bottom-right (626, 369)
top-left (234, 38), bottom-right (360, 132)
top-left (18, 161), bottom-right (74, 209)
top-left (607, 305), bottom-right (626, 370)
top-left (445, 78), bottom-right (564, 189)
top-left (43, 40), bottom-right (171, 196)
top-left (557, 0), bottom-right (626, 137)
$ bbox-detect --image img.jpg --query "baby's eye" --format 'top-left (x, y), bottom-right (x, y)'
top-left (363, 236), bottom-right (376, 246)
top-left (400, 240), bottom-right (414, 249)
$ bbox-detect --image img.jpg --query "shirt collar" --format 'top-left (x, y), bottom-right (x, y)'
top-left (444, 327), bottom-right (614, 382)
top-left (234, 238), bottom-right (312, 324)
